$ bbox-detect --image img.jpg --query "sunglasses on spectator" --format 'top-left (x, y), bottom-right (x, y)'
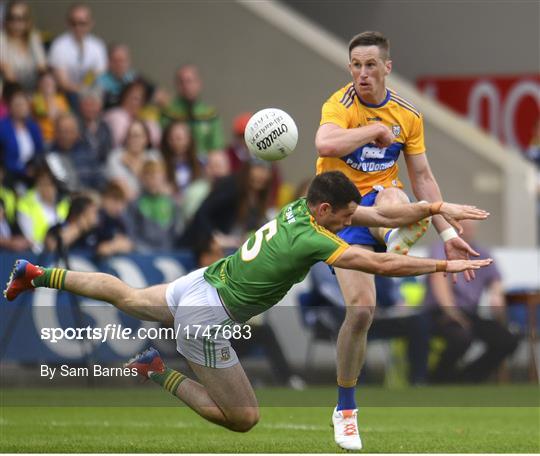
top-left (7, 14), bottom-right (28, 22)
top-left (70, 19), bottom-right (90, 27)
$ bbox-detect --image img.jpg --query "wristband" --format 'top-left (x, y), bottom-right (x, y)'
top-left (429, 201), bottom-right (443, 215)
top-left (435, 260), bottom-right (448, 272)
top-left (439, 227), bottom-right (458, 242)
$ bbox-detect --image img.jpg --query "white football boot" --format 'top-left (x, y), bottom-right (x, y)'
top-left (332, 407), bottom-right (362, 451)
top-left (386, 216), bottom-right (431, 255)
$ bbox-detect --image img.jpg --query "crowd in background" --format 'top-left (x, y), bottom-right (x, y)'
top-left (0, 1), bottom-right (285, 259)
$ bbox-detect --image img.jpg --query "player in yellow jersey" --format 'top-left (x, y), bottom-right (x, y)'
top-left (315, 31), bottom-right (480, 450)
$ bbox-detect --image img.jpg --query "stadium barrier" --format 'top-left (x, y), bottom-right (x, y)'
top-left (1, 249), bottom-right (537, 367)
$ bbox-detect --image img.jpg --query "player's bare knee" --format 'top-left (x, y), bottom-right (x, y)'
top-left (375, 187), bottom-right (409, 205)
top-left (227, 407), bottom-right (260, 432)
top-left (345, 304), bottom-right (375, 332)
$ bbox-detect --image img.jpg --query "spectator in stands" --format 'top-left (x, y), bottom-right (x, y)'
top-left (94, 182), bottom-right (133, 257)
top-left (0, 85), bottom-right (8, 120)
top-left (424, 220), bottom-right (519, 383)
top-left (48, 3), bottom-right (107, 110)
top-left (193, 234), bottom-right (226, 268)
top-left (47, 113), bottom-right (106, 191)
top-left (96, 43), bottom-right (167, 110)
top-left (0, 85), bottom-right (44, 185)
top-left (78, 86), bottom-right (113, 165)
top-left (0, 164), bottom-right (31, 252)
top-left (97, 44), bottom-right (138, 109)
top-left (0, 165), bottom-right (17, 228)
top-left (525, 120), bottom-right (540, 168)
top-left (525, 120), bottom-right (540, 240)
top-left (161, 64), bottom-right (225, 158)
top-left (104, 79), bottom-right (161, 148)
top-left (105, 119), bottom-right (159, 201)
top-left (0, 0), bottom-right (46, 91)
top-left (160, 121), bottom-right (202, 201)
top-left (44, 193), bottom-right (100, 255)
top-left (226, 112), bottom-right (252, 172)
top-left (0, 199), bottom-right (31, 252)
top-left (182, 149), bottom-right (231, 222)
top-left (179, 159), bottom-right (272, 250)
top-left (16, 165), bottom-right (69, 252)
top-left (127, 159), bottom-right (179, 252)
top-left (226, 111), bottom-right (282, 208)
top-left (31, 69), bottom-right (70, 145)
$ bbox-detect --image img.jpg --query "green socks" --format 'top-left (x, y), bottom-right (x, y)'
top-left (32, 267), bottom-right (67, 289)
top-left (150, 368), bottom-right (186, 395)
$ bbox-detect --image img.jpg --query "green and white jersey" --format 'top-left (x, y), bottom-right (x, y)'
top-left (204, 197), bottom-right (349, 322)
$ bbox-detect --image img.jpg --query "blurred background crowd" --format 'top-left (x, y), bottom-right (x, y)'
top-left (0, 1), bottom-right (537, 388)
top-left (0, 1), bottom-right (290, 260)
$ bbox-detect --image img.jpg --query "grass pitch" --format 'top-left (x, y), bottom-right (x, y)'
top-left (1, 386), bottom-right (539, 453)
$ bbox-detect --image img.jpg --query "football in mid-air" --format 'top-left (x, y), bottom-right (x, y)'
top-left (244, 108), bottom-right (298, 161)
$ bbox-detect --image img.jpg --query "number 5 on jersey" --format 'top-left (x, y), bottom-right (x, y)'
top-left (241, 219), bottom-right (278, 261)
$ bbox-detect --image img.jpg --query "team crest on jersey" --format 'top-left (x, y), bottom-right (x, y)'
top-left (392, 125), bottom-right (401, 136)
top-left (221, 347), bottom-right (231, 361)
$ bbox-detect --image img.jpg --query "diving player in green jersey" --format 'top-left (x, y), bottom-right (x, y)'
top-left (5, 171), bottom-right (491, 435)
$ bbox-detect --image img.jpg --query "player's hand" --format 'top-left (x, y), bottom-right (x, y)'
top-left (445, 258), bottom-right (492, 273)
top-left (444, 237), bottom-right (481, 283)
top-left (439, 203), bottom-right (490, 234)
top-left (373, 124), bottom-right (394, 148)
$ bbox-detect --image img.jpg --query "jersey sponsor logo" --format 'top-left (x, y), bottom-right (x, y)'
top-left (342, 142), bottom-right (404, 173)
top-left (345, 158), bottom-right (395, 172)
top-left (360, 146), bottom-right (387, 160)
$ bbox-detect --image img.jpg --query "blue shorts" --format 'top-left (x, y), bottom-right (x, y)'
top-left (338, 190), bottom-right (386, 251)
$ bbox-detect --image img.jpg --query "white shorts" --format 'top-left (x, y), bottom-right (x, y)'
top-left (166, 267), bottom-right (239, 368)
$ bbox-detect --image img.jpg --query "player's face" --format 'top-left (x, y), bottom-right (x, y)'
top-left (349, 45), bottom-right (391, 104)
top-left (318, 202), bottom-right (357, 233)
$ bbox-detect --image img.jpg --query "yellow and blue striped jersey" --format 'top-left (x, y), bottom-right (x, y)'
top-left (316, 84), bottom-right (425, 196)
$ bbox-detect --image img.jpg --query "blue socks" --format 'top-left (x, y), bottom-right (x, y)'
top-left (337, 385), bottom-right (357, 411)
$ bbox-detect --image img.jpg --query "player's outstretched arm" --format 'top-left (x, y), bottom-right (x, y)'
top-left (316, 123), bottom-right (393, 157)
top-left (332, 246), bottom-right (493, 277)
top-left (352, 201), bottom-right (489, 231)
top-left (404, 153), bottom-right (483, 281)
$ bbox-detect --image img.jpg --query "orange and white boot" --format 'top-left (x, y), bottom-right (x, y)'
top-left (386, 216), bottom-right (431, 255)
top-left (332, 408), bottom-right (362, 451)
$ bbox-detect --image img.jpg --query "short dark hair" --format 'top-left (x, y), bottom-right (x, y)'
top-left (3, 82), bottom-right (25, 105)
top-left (307, 171), bottom-right (361, 210)
top-left (348, 31), bottom-right (390, 60)
top-left (101, 182), bottom-right (126, 201)
top-left (66, 195), bottom-right (95, 221)
top-left (119, 79), bottom-right (150, 107)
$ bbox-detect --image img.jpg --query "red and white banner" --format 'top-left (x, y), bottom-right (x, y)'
top-left (417, 74), bottom-right (539, 151)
